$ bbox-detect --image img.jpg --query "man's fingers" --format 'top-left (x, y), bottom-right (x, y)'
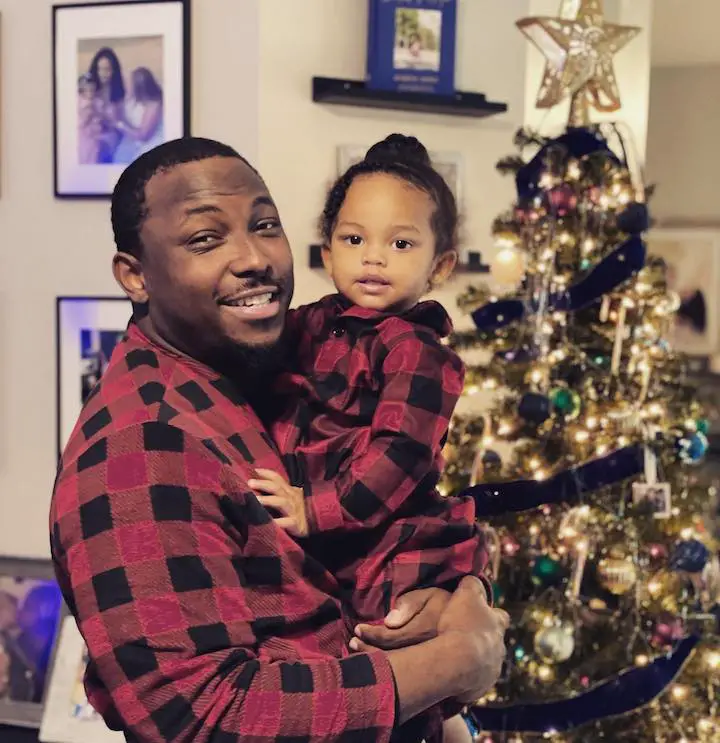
top-left (493, 608), bottom-right (511, 631)
top-left (385, 588), bottom-right (434, 628)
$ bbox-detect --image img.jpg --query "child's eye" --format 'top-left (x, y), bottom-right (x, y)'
top-left (342, 235), bottom-right (363, 247)
top-left (394, 239), bottom-right (413, 250)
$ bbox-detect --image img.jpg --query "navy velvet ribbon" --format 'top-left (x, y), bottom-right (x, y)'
top-left (469, 635), bottom-right (699, 733)
top-left (471, 237), bottom-right (646, 333)
top-left (463, 444), bottom-right (644, 517)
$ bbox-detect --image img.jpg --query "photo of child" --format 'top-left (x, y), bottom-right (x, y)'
top-left (77, 36), bottom-right (164, 165)
top-left (393, 7), bottom-right (442, 71)
top-left (0, 577), bottom-right (63, 705)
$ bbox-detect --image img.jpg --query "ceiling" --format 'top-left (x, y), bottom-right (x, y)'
top-left (651, 0), bottom-right (720, 67)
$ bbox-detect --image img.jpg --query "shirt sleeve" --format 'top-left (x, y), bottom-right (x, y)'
top-left (304, 332), bottom-right (464, 535)
top-left (50, 422), bottom-right (397, 743)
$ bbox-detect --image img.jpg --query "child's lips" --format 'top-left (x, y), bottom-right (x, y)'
top-left (357, 277), bottom-right (391, 294)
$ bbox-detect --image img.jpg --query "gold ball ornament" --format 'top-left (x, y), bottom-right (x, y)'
top-left (534, 622), bottom-right (575, 664)
top-left (491, 246), bottom-right (526, 287)
top-left (597, 554), bottom-right (638, 595)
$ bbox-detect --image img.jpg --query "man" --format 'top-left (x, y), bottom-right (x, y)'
top-left (50, 137), bottom-right (508, 743)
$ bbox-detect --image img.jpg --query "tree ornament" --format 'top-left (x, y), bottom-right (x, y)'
top-left (491, 246), bottom-right (526, 286)
top-left (550, 386), bottom-right (582, 419)
top-left (532, 555), bottom-right (565, 587)
top-left (616, 201), bottom-right (650, 235)
top-left (669, 539), bottom-right (710, 574)
top-left (597, 548), bottom-right (637, 595)
top-left (677, 432), bottom-right (709, 463)
top-left (649, 612), bottom-right (685, 650)
top-left (519, 392), bottom-right (551, 424)
top-left (696, 418), bottom-right (710, 435)
top-left (516, 0), bottom-right (641, 126)
top-left (534, 622), bottom-right (575, 664)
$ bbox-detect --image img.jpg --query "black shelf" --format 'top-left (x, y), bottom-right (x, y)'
top-left (312, 77), bottom-right (508, 119)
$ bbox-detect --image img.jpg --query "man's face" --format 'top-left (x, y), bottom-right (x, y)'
top-left (115, 157), bottom-right (294, 369)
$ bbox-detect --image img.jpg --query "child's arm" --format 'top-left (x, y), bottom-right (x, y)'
top-left (303, 330), bottom-right (464, 534)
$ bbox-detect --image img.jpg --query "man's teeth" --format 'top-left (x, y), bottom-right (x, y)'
top-left (232, 293), bottom-right (273, 307)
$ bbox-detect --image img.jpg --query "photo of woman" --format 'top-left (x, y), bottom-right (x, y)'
top-left (76, 36), bottom-right (164, 165)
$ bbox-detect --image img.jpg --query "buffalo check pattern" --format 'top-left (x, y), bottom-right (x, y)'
top-left (272, 294), bottom-right (491, 621)
top-left (50, 323), bottom-right (403, 743)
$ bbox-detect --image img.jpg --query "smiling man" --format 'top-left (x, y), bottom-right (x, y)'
top-left (50, 137), bottom-right (507, 743)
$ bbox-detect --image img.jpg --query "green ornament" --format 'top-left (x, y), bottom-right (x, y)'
top-left (531, 555), bottom-right (563, 586)
top-left (514, 646), bottom-right (527, 661)
top-left (492, 582), bottom-right (505, 605)
top-left (580, 258), bottom-right (592, 270)
top-left (550, 387), bottom-right (581, 419)
top-left (696, 418), bottom-right (710, 435)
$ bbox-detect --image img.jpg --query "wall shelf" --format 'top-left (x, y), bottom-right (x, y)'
top-left (312, 77), bottom-right (508, 119)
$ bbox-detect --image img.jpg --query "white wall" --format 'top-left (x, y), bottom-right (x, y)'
top-left (646, 65), bottom-right (720, 224)
top-left (0, 0), bottom-right (530, 557)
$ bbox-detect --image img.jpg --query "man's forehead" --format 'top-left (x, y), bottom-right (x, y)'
top-left (145, 157), bottom-right (266, 212)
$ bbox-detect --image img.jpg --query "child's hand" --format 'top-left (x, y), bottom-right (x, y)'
top-left (248, 469), bottom-right (309, 537)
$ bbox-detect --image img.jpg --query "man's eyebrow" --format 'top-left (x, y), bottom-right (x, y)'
top-left (183, 204), bottom-right (223, 218)
top-left (251, 195), bottom-right (276, 209)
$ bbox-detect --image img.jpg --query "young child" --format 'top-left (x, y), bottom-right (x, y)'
top-left (250, 135), bottom-right (490, 743)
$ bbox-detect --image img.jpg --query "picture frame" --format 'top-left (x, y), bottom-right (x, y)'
top-left (0, 557), bottom-right (65, 729)
top-left (56, 296), bottom-right (132, 456)
top-left (336, 144), bottom-right (464, 204)
top-left (645, 228), bottom-right (720, 358)
top-left (53, 0), bottom-right (191, 199)
top-left (40, 616), bottom-right (124, 743)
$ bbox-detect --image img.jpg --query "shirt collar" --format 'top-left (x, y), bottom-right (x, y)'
top-left (326, 293), bottom-right (454, 337)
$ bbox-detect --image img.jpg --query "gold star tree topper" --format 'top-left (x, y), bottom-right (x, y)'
top-left (517, 0), bottom-right (641, 126)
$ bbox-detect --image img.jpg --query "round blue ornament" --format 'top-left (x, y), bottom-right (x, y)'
top-left (678, 431), bottom-right (708, 463)
top-left (668, 539), bottom-right (710, 574)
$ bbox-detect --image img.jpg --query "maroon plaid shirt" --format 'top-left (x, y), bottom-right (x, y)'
top-left (50, 323), bottom-right (407, 743)
top-left (272, 294), bottom-right (490, 622)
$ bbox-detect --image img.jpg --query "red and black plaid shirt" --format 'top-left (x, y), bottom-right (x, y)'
top-left (50, 323), bottom-right (409, 743)
top-left (272, 294), bottom-right (490, 621)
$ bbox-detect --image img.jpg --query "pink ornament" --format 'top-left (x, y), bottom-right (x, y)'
top-left (502, 535), bottom-right (520, 557)
top-left (647, 544), bottom-right (668, 563)
top-left (650, 613), bottom-right (685, 649)
top-left (546, 185), bottom-right (578, 216)
top-left (580, 675), bottom-right (590, 688)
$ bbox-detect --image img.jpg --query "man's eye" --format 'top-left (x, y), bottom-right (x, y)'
top-left (188, 233), bottom-right (221, 250)
top-left (256, 219), bottom-right (281, 232)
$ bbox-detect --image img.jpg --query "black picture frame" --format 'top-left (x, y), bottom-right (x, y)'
top-left (52, 0), bottom-right (191, 199)
top-left (0, 557), bottom-right (65, 729)
top-left (55, 296), bottom-right (132, 458)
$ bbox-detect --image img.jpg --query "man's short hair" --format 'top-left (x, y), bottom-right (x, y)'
top-left (111, 137), bottom-right (259, 257)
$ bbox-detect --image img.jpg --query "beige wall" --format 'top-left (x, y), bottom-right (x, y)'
top-left (646, 65), bottom-right (720, 224)
top-left (0, 0), bottom-right (530, 557)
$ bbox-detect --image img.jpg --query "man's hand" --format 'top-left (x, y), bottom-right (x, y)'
top-left (350, 588), bottom-right (451, 651)
top-left (437, 576), bottom-right (509, 703)
top-left (248, 469), bottom-right (309, 537)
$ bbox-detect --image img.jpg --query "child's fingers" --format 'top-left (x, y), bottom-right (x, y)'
top-left (253, 469), bottom-right (287, 484)
top-left (255, 495), bottom-right (288, 514)
top-left (248, 478), bottom-right (282, 494)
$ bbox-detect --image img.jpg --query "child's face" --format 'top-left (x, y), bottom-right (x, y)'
top-left (80, 81), bottom-right (96, 100)
top-left (323, 173), bottom-right (456, 312)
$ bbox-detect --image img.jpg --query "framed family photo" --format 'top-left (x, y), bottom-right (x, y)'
top-left (645, 228), bottom-right (720, 358)
top-left (336, 144), bottom-right (464, 204)
top-left (56, 296), bottom-right (132, 456)
top-left (40, 616), bottom-right (123, 743)
top-left (0, 557), bottom-right (65, 728)
top-left (53, 0), bottom-right (191, 198)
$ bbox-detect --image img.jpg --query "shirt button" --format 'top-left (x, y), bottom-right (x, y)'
top-left (331, 326), bottom-right (345, 337)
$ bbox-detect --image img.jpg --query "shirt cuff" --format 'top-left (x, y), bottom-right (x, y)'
top-left (305, 481), bottom-right (346, 533)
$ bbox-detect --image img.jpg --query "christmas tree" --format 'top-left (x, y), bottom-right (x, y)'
top-left (442, 3), bottom-right (720, 741)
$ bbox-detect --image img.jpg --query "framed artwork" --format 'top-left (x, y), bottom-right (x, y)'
top-left (336, 144), bottom-right (464, 204)
top-left (0, 557), bottom-right (65, 728)
top-left (645, 228), bottom-right (720, 358)
top-left (40, 616), bottom-right (123, 743)
top-left (56, 296), bottom-right (132, 456)
top-left (53, 0), bottom-right (191, 198)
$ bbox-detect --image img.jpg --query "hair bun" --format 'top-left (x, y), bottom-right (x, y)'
top-left (364, 134), bottom-right (432, 168)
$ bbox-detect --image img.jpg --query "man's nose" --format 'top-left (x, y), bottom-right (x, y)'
top-left (228, 237), bottom-right (270, 276)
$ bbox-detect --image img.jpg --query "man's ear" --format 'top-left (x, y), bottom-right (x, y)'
top-left (112, 252), bottom-right (148, 304)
